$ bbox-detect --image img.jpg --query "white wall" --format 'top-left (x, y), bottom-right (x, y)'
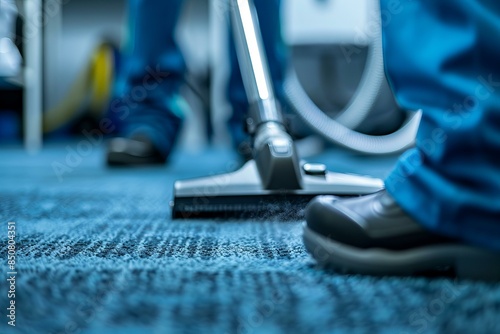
top-left (283, 0), bottom-right (370, 45)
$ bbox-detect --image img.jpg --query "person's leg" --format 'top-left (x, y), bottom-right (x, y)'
top-left (226, 0), bottom-right (286, 150)
top-left (303, 0), bottom-right (500, 279)
top-left (383, 0), bottom-right (500, 249)
top-left (108, 0), bottom-right (187, 164)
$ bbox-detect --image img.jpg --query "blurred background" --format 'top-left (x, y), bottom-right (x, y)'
top-left (0, 0), bottom-right (398, 152)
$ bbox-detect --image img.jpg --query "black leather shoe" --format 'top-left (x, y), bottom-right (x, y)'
top-left (303, 190), bottom-right (500, 281)
top-left (106, 135), bottom-right (166, 166)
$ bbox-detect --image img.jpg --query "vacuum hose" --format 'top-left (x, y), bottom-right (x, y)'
top-left (283, 0), bottom-right (421, 155)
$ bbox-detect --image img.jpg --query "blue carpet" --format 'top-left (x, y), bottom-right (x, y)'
top-left (0, 143), bottom-right (499, 334)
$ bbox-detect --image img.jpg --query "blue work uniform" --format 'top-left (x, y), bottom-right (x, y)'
top-left (111, 0), bottom-right (284, 159)
top-left (382, 0), bottom-right (500, 250)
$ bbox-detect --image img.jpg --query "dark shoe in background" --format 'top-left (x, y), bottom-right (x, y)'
top-left (107, 134), bottom-right (166, 166)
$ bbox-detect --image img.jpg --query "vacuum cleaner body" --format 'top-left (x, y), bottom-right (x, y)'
top-left (171, 0), bottom-right (384, 219)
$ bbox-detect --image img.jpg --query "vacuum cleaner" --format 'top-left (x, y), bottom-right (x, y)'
top-left (171, 0), bottom-right (394, 219)
top-left (283, 0), bottom-right (422, 155)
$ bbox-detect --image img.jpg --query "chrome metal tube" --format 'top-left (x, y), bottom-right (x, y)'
top-left (230, 0), bottom-right (301, 190)
top-left (230, 0), bottom-right (283, 127)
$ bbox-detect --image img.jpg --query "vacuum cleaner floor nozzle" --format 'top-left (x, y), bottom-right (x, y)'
top-left (171, 160), bottom-right (384, 220)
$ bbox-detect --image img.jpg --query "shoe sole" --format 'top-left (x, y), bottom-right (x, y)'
top-left (303, 226), bottom-right (500, 281)
top-left (107, 152), bottom-right (165, 166)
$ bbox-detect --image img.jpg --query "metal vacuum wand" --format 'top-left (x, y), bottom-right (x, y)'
top-left (231, 0), bottom-right (302, 190)
top-left (170, 0), bottom-right (384, 219)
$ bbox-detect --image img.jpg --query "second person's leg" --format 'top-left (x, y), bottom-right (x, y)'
top-left (108, 0), bottom-right (188, 164)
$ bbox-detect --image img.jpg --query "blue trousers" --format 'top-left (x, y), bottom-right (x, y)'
top-left (382, 0), bottom-right (500, 250)
top-left (113, 0), bottom-right (284, 157)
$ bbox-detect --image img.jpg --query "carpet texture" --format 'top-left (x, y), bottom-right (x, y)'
top-left (0, 144), bottom-right (499, 334)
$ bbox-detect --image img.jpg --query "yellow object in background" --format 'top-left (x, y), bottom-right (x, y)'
top-left (43, 43), bottom-right (115, 133)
